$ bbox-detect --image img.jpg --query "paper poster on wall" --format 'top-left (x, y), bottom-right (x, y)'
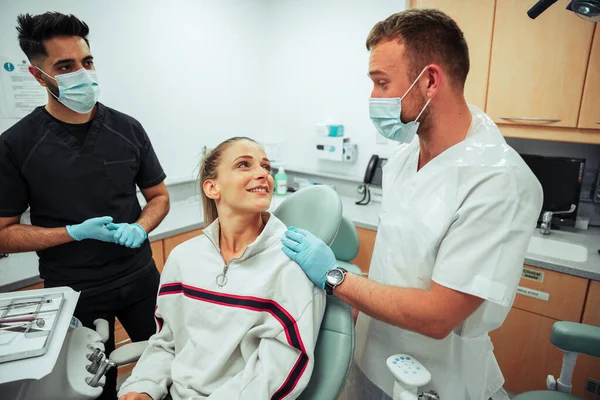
top-left (0, 57), bottom-right (46, 119)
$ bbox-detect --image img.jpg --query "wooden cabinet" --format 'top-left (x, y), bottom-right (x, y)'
top-left (571, 280), bottom-right (600, 400)
top-left (411, 0), bottom-right (495, 110)
top-left (490, 307), bottom-right (565, 393)
top-left (17, 281), bottom-right (44, 291)
top-left (114, 318), bottom-right (130, 348)
top-left (114, 318), bottom-right (137, 377)
top-left (486, 0), bottom-right (595, 128)
top-left (351, 227), bottom-right (377, 274)
top-left (163, 229), bottom-right (204, 260)
top-left (513, 265), bottom-right (588, 322)
top-left (492, 270), bottom-right (597, 397)
top-left (578, 26), bottom-right (600, 129)
top-left (150, 240), bottom-right (165, 273)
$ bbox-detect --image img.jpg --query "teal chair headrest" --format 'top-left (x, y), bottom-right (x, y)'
top-left (330, 217), bottom-right (359, 262)
top-left (273, 185), bottom-right (343, 246)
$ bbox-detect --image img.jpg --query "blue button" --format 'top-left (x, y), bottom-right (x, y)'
top-left (417, 367), bottom-right (421, 370)
top-left (395, 358), bottom-right (399, 361)
top-left (393, 361), bottom-right (397, 364)
top-left (413, 371), bottom-right (417, 374)
top-left (406, 357), bottom-right (411, 360)
top-left (400, 357), bottom-right (405, 360)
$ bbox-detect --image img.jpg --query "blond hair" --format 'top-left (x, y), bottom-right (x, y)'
top-left (199, 137), bottom-right (260, 227)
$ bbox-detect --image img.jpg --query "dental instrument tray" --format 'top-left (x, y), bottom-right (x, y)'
top-left (0, 293), bottom-right (65, 363)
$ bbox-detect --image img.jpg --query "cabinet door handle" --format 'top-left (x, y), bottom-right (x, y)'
top-left (499, 116), bottom-right (561, 123)
top-left (595, 121), bottom-right (600, 124)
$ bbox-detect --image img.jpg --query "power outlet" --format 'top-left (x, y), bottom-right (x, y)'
top-left (586, 378), bottom-right (600, 397)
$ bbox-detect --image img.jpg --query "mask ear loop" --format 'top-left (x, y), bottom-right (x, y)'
top-left (400, 66), bottom-right (429, 101)
top-left (35, 67), bottom-right (61, 100)
top-left (402, 66), bottom-right (433, 123)
top-left (35, 67), bottom-right (57, 82)
top-left (415, 97), bottom-right (432, 123)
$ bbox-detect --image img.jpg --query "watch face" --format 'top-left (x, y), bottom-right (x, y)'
top-left (327, 269), bottom-right (344, 285)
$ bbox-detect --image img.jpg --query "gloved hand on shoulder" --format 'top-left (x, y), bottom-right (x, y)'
top-left (281, 226), bottom-right (338, 289)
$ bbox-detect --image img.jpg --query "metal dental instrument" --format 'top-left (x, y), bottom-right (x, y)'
top-left (88, 358), bottom-right (116, 387)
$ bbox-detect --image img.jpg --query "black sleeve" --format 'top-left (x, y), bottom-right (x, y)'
top-left (134, 123), bottom-right (166, 189)
top-left (0, 137), bottom-right (29, 217)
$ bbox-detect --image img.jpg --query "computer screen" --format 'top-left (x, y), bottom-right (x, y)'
top-left (520, 154), bottom-right (585, 221)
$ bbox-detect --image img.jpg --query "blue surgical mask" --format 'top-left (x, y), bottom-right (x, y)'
top-left (37, 67), bottom-right (100, 114)
top-left (369, 67), bottom-right (431, 143)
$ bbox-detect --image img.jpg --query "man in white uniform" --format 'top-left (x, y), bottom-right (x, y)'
top-left (281, 9), bottom-right (543, 400)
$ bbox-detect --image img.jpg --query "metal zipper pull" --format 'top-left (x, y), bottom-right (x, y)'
top-left (216, 264), bottom-right (229, 288)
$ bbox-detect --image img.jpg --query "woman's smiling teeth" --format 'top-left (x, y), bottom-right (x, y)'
top-left (248, 187), bottom-right (268, 193)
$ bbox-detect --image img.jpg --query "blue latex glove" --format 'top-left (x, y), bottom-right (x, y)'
top-left (66, 216), bottom-right (116, 242)
top-left (107, 223), bottom-right (147, 248)
top-left (281, 227), bottom-right (338, 289)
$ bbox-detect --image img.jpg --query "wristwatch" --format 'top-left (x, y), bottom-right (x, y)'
top-left (325, 267), bottom-right (347, 295)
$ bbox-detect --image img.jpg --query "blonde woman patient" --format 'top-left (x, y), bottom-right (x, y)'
top-left (118, 137), bottom-right (326, 400)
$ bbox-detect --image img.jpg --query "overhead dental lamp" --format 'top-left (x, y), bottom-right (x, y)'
top-left (528, 0), bottom-right (600, 22)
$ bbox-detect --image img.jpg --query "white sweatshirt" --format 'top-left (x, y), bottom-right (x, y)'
top-left (118, 213), bottom-right (326, 400)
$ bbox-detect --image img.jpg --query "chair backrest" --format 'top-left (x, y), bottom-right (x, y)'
top-left (330, 216), bottom-right (360, 262)
top-left (273, 186), bottom-right (354, 400)
top-left (273, 185), bottom-right (342, 245)
top-left (298, 295), bottom-right (355, 400)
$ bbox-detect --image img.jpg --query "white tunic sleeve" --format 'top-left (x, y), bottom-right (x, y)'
top-left (432, 170), bottom-right (542, 308)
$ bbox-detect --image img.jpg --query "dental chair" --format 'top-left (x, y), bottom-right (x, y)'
top-left (295, 215), bottom-right (363, 400)
top-left (111, 185), bottom-right (357, 400)
top-left (512, 321), bottom-right (600, 400)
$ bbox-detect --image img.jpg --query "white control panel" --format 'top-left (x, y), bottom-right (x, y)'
top-left (386, 354), bottom-right (431, 388)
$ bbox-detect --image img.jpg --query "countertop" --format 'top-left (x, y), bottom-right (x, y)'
top-left (1, 193), bottom-right (598, 292)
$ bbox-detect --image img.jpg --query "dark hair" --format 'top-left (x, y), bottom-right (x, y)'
top-left (199, 137), bottom-right (261, 227)
top-left (16, 12), bottom-right (90, 63)
top-left (366, 8), bottom-right (469, 90)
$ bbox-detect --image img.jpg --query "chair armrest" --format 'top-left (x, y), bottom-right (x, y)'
top-left (551, 322), bottom-right (600, 358)
top-left (109, 340), bottom-right (149, 366)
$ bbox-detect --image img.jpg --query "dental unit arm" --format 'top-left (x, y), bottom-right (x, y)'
top-left (0, 287), bottom-right (118, 400)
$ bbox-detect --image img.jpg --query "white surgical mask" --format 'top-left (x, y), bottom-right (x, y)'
top-left (369, 67), bottom-right (431, 143)
top-left (37, 67), bottom-right (100, 114)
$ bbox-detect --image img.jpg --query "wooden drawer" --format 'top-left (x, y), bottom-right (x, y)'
top-left (163, 229), bottom-right (203, 260)
top-left (17, 281), bottom-right (44, 291)
top-left (150, 240), bottom-right (165, 273)
top-left (351, 227), bottom-right (376, 275)
top-left (114, 318), bottom-right (131, 348)
top-left (490, 307), bottom-right (564, 393)
top-left (513, 265), bottom-right (588, 322)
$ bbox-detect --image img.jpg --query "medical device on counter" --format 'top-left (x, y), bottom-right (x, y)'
top-left (0, 287), bottom-right (116, 400)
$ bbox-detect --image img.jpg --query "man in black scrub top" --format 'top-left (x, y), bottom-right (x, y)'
top-left (0, 12), bottom-right (170, 399)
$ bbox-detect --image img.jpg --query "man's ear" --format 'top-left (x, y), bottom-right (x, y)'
top-left (28, 65), bottom-right (47, 87)
top-left (203, 179), bottom-right (220, 201)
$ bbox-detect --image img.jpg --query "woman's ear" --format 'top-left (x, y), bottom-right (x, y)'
top-left (203, 179), bottom-right (220, 201)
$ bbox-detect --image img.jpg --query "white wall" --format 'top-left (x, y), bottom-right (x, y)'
top-left (0, 0), bottom-right (268, 183)
top-left (261, 0), bottom-right (408, 179)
